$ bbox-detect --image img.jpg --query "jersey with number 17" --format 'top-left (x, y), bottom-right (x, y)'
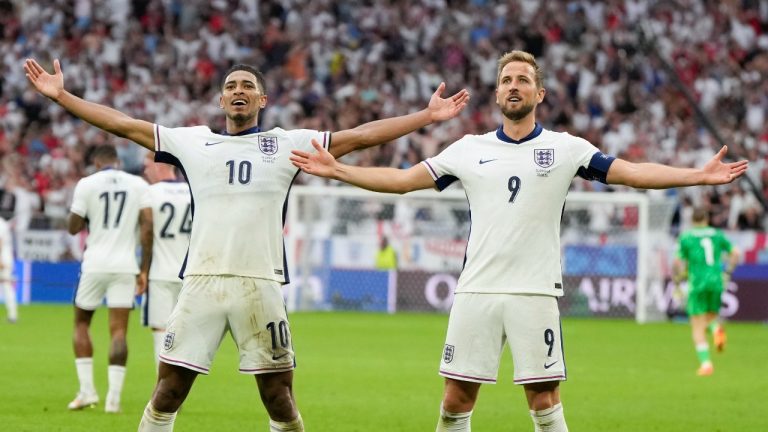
top-left (154, 125), bottom-right (329, 282)
top-left (70, 169), bottom-right (150, 274)
top-left (423, 125), bottom-right (615, 297)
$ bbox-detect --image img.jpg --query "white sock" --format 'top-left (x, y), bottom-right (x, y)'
top-left (436, 405), bottom-right (472, 431)
top-left (138, 402), bottom-right (177, 432)
top-left (3, 281), bottom-right (17, 321)
top-left (107, 365), bottom-right (126, 401)
top-left (152, 331), bottom-right (165, 372)
top-left (75, 358), bottom-right (96, 396)
top-left (530, 403), bottom-right (568, 432)
top-left (269, 413), bottom-right (304, 431)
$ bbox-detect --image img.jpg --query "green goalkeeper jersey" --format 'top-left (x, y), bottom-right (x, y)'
top-left (676, 226), bottom-right (732, 292)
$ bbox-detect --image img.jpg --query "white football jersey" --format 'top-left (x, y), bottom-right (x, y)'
top-left (154, 125), bottom-right (330, 282)
top-left (423, 125), bottom-right (614, 296)
top-left (70, 169), bottom-right (150, 274)
top-left (141, 180), bottom-right (192, 281)
top-left (0, 217), bottom-right (13, 268)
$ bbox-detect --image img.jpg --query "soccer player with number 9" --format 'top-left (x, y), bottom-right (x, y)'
top-left (290, 50), bottom-right (749, 431)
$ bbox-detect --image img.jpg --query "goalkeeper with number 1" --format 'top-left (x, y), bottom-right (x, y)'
top-left (673, 207), bottom-right (740, 376)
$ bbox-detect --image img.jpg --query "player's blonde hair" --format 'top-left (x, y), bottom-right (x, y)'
top-left (496, 50), bottom-right (543, 88)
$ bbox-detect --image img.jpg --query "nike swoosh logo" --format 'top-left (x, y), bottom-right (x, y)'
top-left (205, 141), bottom-right (224, 146)
top-left (544, 361), bottom-right (558, 369)
top-left (479, 158), bottom-right (498, 165)
top-left (272, 353), bottom-right (290, 361)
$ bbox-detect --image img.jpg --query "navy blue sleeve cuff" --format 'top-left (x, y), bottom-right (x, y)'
top-left (576, 152), bottom-right (615, 184)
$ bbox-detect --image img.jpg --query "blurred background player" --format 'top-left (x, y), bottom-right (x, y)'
top-left (673, 207), bottom-right (740, 376)
top-left (375, 236), bottom-right (398, 270)
top-left (141, 153), bottom-right (191, 372)
top-left (67, 145), bottom-right (152, 413)
top-left (290, 50), bottom-right (748, 432)
top-left (24, 57), bottom-right (468, 432)
top-left (0, 216), bottom-right (17, 323)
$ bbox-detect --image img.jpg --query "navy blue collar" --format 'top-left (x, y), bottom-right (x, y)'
top-left (495, 123), bottom-right (543, 144)
top-left (99, 166), bottom-right (116, 171)
top-left (221, 126), bottom-right (261, 136)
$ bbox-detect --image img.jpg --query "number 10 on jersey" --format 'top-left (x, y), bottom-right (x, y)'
top-left (226, 160), bottom-right (253, 185)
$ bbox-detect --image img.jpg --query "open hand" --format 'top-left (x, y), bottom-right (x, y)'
top-left (702, 146), bottom-right (748, 185)
top-left (290, 139), bottom-right (338, 178)
top-left (427, 82), bottom-right (470, 122)
top-left (24, 58), bottom-right (65, 100)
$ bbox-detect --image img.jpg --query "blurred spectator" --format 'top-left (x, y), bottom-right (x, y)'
top-left (375, 236), bottom-right (398, 270)
top-left (1, 0), bottom-right (766, 232)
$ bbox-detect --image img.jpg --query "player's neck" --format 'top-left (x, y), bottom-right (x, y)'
top-left (501, 117), bottom-right (537, 141)
top-left (225, 119), bottom-right (260, 136)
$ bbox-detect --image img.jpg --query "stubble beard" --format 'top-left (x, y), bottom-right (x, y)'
top-left (500, 101), bottom-right (535, 122)
top-left (227, 111), bottom-right (258, 127)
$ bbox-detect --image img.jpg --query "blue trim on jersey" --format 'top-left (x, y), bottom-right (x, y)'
top-left (576, 152), bottom-right (615, 184)
top-left (142, 282), bottom-right (150, 327)
top-left (435, 174), bottom-right (459, 191)
top-left (72, 271), bottom-right (81, 306)
top-left (154, 150), bottom-right (194, 279)
top-left (279, 132), bottom-right (328, 284)
top-left (281, 170), bottom-right (304, 285)
top-left (558, 312), bottom-right (567, 381)
top-left (423, 160), bottom-right (458, 191)
top-left (495, 123), bottom-right (543, 144)
top-left (220, 126), bottom-right (262, 136)
top-left (462, 200), bottom-right (471, 272)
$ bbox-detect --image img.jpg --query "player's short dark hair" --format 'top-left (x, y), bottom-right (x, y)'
top-left (221, 64), bottom-right (266, 94)
top-left (692, 207), bottom-right (709, 223)
top-left (90, 144), bottom-right (118, 164)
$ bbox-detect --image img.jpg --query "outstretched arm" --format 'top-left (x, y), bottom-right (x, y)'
top-left (329, 82), bottom-right (470, 158)
top-left (606, 146), bottom-right (748, 188)
top-left (291, 139), bottom-right (435, 194)
top-left (24, 58), bottom-right (155, 151)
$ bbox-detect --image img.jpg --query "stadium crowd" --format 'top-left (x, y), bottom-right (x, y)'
top-left (0, 0), bottom-right (767, 236)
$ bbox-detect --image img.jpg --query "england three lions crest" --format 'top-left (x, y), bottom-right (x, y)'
top-left (534, 148), bottom-right (554, 168)
top-left (443, 344), bottom-right (455, 363)
top-left (258, 136), bottom-right (278, 155)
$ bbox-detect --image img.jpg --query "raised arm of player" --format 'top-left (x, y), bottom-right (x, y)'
top-left (291, 139), bottom-right (435, 194)
top-left (24, 58), bottom-right (155, 151)
top-left (606, 146), bottom-right (748, 188)
top-left (329, 82), bottom-right (469, 158)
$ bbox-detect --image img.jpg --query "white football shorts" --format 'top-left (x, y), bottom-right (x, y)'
top-left (143, 280), bottom-right (182, 329)
top-left (439, 293), bottom-right (566, 385)
top-left (159, 275), bottom-right (294, 375)
top-left (75, 272), bottom-right (136, 310)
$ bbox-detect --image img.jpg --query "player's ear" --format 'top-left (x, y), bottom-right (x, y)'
top-left (259, 95), bottom-right (268, 109)
top-left (537, 87), bottom-right (546, 103)
top-left (219, 95), bottom-right (224, 109)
